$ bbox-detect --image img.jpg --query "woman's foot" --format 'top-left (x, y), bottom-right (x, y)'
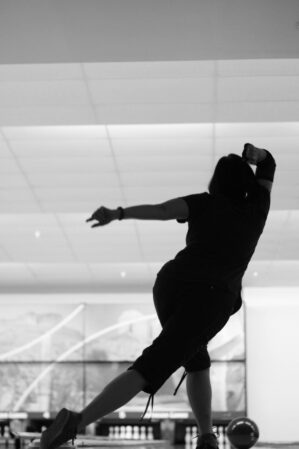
top-left (196, 432), bottom-right (219, 449)
top-left (40, 408), bottom-right (81, 449)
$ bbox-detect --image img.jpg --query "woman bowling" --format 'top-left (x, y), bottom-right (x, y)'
top-left (41, 143), bottom-right (276, 449)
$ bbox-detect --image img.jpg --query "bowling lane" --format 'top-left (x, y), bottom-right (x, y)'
top-left (17, 434), bottom-right (299, 449)
top-left (19, 434), bottom-right (171, 449)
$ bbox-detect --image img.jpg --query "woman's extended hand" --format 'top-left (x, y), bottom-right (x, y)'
top-left (242, 143), bottom-right (267, 165)
top-left (86, 206), bottom-right (117, 227)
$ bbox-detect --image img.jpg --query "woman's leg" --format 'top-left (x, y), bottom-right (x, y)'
top-left (78, 369), bottom-right (146, 431)
top-left (79, 274), bottom-right (172, 430)
top-left (186, 368), bottom-right (213, 435)
top-left (41, 369), bottom-right (147, 449)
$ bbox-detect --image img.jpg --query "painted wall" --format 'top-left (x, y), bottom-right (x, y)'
top-left (244, 287), bottom-right (299, 443)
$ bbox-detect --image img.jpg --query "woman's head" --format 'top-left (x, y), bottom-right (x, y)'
top-left (208, 153), bottom-right (255, 201)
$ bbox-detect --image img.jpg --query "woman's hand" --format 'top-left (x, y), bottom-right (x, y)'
top-left (86, 206), bottom-right (118, 228)
top-left (242, 143), bottom-right (267, 165)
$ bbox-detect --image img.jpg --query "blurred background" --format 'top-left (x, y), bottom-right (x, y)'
top-left (0, 0), bottom-right (299, 444)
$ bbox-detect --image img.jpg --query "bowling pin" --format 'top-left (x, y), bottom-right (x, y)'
top-left (140, 426), bottom-right (146, 440)
top-left (147, 426), bottom-right (154, 440)
top-left (114, 426), bottom-right (120, 440)
top-left (133, 426), bottom-right (139, 440)
top-left (185, 426), bottom-right (192, 446)
top-left (120, 426), bottom-right (126, 439)
top-left (219, 426), bottom-right (225, 448)
top-left (126, 425), bottom-right (132, 439)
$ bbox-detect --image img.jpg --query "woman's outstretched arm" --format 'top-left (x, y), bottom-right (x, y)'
top-left (86, 198), bottom-right (189, 227)
top-left (122, 197), bottom-right (189, 221)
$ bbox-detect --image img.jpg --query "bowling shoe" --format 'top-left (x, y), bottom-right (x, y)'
top-left (40, 408), bottom-right (82, 449)
top-left (196, 432), bottom-right (219, 449)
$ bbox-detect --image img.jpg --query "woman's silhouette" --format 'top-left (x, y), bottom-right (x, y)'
top-left (41, 143), bottom-right (276, 449)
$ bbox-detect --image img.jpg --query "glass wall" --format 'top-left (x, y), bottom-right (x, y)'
top-left (0, 297), bottom-right (245, 415)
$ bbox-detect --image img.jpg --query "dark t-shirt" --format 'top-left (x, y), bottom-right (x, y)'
top-left (157, 184), bottom-right (272, 312)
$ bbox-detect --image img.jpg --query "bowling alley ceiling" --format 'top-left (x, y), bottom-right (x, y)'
top-left (1, 0), bottom-right (299, 293)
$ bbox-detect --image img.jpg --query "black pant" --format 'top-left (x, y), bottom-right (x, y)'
top-left (129, 274), bottom-right (237, 395)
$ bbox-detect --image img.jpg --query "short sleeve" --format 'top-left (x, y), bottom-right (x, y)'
top-left (247, 183), bottom-right (271, 220)
top-left (176, 193), bottom-right (208, 223)
top-left (230, 289), bottom-right (243, 315)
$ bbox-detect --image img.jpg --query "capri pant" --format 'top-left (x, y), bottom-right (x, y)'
top-left (128, 274), bottom-right (237, 399)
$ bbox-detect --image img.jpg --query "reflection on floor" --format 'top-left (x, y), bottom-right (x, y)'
top-left (16, 431), bottom-right (299, 449)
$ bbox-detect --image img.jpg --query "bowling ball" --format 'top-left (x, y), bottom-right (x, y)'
top-left (226, 417), bottom-right (259, 449)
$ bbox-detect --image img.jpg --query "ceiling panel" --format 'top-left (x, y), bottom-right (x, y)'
top-left (112, 138), bottom-right (213, 155)
top-left (0, 64), bottom-right (83, 82)
top-left (120, 171), bottom-right (209, 187)
top-left (18, 157), bottom-right (115, 173)
top-left (0, 107), bottom-right (97, 127)
top-left (33, 187), bottom-right (122, 202)
top-left (217, 59), bottom-right (299, 77)
top-left (215, 101), bottom-right (299, 122)
top-left (97, 103), bottom-right (216, 125)
top-left (214, 122), bottom-right (299, 137)
top-left (0, 81), bottom-right (90, 107)
top-left (122, 186), bottom-right (208, 204)
top-left (0, 159), bottom-right (21, 173)
top-left (1, 189), bottom-right (36, 203)
top-left (271, 197), bottom-right (299, 210)
top-left (6, 247), bottom-right (76, 263)
top-left (1, 203), bottom-right (42, 213)
top-left (83, 61), bottom-right (216, 79)
top-left (0, 174), bottom-right (29, 188)
top-left (0, 263), bottom-right (35, 282)
top-left (89, 78), bottom-right (215, 105)
top-left (88, 263), bottom-right (150, 281)
top-left (74, 250), bottom-right (142, 264)
top-left (107, 124), bottom-right (214, 139)
top-left (28, 173), bottom-right (119, 189)
top-left (2, 125), bottom-right (107, 140)
top-left (218, 77), bottom-right (299, 102)
top-left (284, 210), bottom-right (299, 229)
top-left (116, 155), bottom-right (211, 172)
top-left (0, 141), bottom-right (11, 157)
top-left (28, 263), bottom-right (92, 282)
top-left (11, 140), bottom-right (111, 158)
